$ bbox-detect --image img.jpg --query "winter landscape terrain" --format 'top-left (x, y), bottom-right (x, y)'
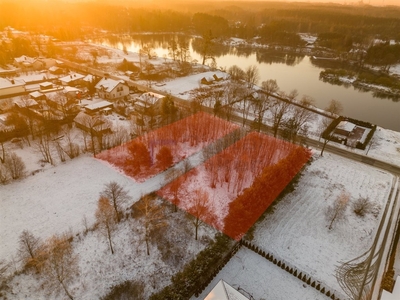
top-left (1, 31), bottom-right (400, 300)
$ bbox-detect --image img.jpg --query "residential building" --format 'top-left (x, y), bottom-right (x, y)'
top-left (95, 77), bottom-right (129, 100)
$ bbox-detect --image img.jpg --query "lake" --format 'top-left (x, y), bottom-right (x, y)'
top-left (95, 35), bottom-right (400, 132)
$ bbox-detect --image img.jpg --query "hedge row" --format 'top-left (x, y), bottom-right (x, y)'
top-left (322, 116), bottom-right (377, 150)
top-left (242, 241), bottom-right (343, 300)
top-left (149, 233), bottom-right (235, 300)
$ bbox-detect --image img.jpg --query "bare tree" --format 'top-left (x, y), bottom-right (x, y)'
top-left (100, 181), bottom-right (131, 222)
top-left (0, 260), bottom-right (10, 283)
top-left (270, 96), bottom-right (291, 137)
top-left (283, 101), bottom-right (316, 143)
top-left (137, 194), bottom-right (167, 255)
top-left (228, 65), bottom-right (245, 82)
top-left (40, 234), bottom-right (79, 300)
top-left (326, 192), bottom-right (349, 230)
top-left (244, 65), bottom-right (260, 88)
top-left (199, 31), bottom-right (215, 65)
top-left (252, 79), bottom-right (279, 131)
top-left (165, 169), bottom-right (182, 212)
top-left (317, 117), bottom-right (335, 156)
top-left (221, 82), bottom-right (247, 121)
top-left (35, 133), bottom-right (54, 165)
top-left (0, 164), bottom-right (9, 184)
top-left (168, 38), bottom-right (178, 61)
top-left (4, 152), bottom-right (26, 180)
top-left (353, 196), bottom-right (375, 217)
top-left (325, 99), bottom-right (343, 116)
top-left (187, 189), bottom-right (210, 240)
top-left (95, 196), bottom-right (117, 254)
top-left (61, 126), bottom-right (80, 159)
top-left (17, 230), bottom-right (42, 270)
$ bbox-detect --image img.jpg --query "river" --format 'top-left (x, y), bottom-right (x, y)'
top-left (94, 35), bottom-right (400, 132)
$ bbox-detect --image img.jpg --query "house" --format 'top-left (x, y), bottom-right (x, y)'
top-left (74, 111), bottom-right (112, 135)
top-left (14, 98), bottom-right (40, 110)
top-left (95, 77), bottom-right (129, 100)
top-left (29, 91), bottom-right (46, 101)
top-left (14, 55), bottom-right (44, 70)
top-left (213, 73), bottom-right (224, 82)
top-left (63, 86), bottom-right (81, 99)
top-left (59, 73), bottom-right (85, 86)
top-left (201, 76), bottom-right (214, 85)
top-left (46, 92), bottom-right (78, 117)
top-left (0, 78), bottom-right (25, 97)
top-left (39, 81), bottom-right (54, 91)
top-left (134, 92), bottom-right (165, 115)
top-left (48, 66), bottom-right (64, 75)
top-left (333, 121), bottom-right (356, 137)
top-left (204, 280), bottom-right (249, 300)
top-left (84, 100), bottom-right (113, 115)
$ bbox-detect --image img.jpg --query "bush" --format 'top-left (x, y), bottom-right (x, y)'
top-left (101, 280), bottom-right (145, 300)
top-left (149, 233), bottom-right (234, 300)
top-left (353, 197), bottom-right (374, 217)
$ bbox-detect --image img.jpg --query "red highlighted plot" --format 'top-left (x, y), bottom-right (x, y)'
top-left (158, 132), bottom-right (311, 240)
top-left (96, 112), bottom-right (239, 182)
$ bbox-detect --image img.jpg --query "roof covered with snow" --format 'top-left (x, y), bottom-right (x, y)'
top-left (205, 280), bottom-right (248, 300)
top-left (137, 92), bottom-right (165, 104)
top-left (85, 100), bottom-right (113, 111)
top-left (14, 55), bottom-right (36, 64)
top-left (60, 72), bottom-right (85, 83)
top-left (336, 121), bottom-right (356, 132)
top-left (95, 77), bottom-right (125, 92)
top-left (0, 77), bottom-right (25, 89)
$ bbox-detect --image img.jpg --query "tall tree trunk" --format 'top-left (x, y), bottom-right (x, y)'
top-left (107, 226), bottom-right (114, 254)
top-left (61, 281), bottom-right (74, 300)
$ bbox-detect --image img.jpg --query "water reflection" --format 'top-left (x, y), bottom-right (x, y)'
top-left (89, 34), bottom-right (400, 131)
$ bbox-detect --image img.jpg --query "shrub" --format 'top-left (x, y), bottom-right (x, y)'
top-left (101, 280), bottom-right (145, 300)
top-left (353, 197), bottom-right (374, 217)
top-left (149, 233), bottom-right (234, 300)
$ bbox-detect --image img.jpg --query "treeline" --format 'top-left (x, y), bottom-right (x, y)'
top-left (2, 1), bottom-right (400, 43)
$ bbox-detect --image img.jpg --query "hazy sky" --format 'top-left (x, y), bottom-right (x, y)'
top-left (269, 0), bottom-right (398, 5)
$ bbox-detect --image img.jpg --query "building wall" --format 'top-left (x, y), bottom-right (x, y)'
top-left (0, 85), bottom-right (25, 97)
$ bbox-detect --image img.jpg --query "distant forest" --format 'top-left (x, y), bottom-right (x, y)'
top-left (1, 1), bottom-right (400, 65)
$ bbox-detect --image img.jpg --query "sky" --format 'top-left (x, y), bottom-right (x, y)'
top-left (260, 0), bottom-right (399, 5)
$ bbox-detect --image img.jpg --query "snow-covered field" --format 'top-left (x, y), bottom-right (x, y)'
top-left (251, 152), bottom-right (394, 296)
top-left (1, 41), bottom-right (400, 299)
top-left (193, 247), bottom-right (331, 300)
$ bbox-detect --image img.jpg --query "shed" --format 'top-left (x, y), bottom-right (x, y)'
top-left (84, 100), bottom-right (113, 115)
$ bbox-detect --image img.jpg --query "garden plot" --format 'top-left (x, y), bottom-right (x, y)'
top-left (97, 112), bottom-right (239, 182)
top-left (158, 132), bottom-right (311, 240)
top-left (250, 152), bottom-right (394, 295)
top-left (192, 247), bottom-right (330, 300)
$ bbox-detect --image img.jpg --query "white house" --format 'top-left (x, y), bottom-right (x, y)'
top-left (134, 91), bottom-right (165, 114)
top-left (204, 280), bottom-right (249, 300)
top-left (95, 78), bottom-right (129, 100)
top-left (60, 73), bottom-right (85, 86)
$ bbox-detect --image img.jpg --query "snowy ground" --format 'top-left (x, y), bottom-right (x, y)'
top-left (251, 152), bottom-right (394, 296)
top-left (192, 247), bottom-right (331, 300)
top-left (1, 41), bottom-right (400, 299)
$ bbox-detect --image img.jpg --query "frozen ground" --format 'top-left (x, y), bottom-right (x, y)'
top-left (192, 247), bottom-right (331, 300)
top-left (251, 152), bottom-right (394, 295)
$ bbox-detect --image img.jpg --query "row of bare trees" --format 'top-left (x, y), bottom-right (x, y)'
top-left (191, 64), bottom-right (344, 148)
